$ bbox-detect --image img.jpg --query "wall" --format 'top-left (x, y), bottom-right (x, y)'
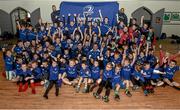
top-left (0, 0), bottom-right (180, 36)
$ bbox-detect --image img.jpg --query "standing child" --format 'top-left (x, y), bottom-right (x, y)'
top-left (112, 64), bottom-right (123, 101)
top-left (93, 62), bottom-right (114, 102)
top-left (62, 59), bottom-right (78, 86)
top-left (89, 60), bottom-right (101, 92)
top-left (3, 49), bottom-right (14, 80)
top-left (76, 61), bottom-right (91, 93)
top-left (43, 60), bottom-right (62, 99)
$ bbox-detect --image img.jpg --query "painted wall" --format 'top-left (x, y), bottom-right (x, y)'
top-left (0, 0), bottom-right (180, 36)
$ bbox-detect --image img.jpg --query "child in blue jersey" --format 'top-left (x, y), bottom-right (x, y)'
top-left (76, 61), bottom-right (91, 93)
top-left (112, 64), bottom-right (123, 101)
top-left (41, 61), bottom-right (50, 89)
top-left (131, 63), bottom-right (145, 91)
top-left (151, 62), bottom-right (164, 87)
top-left (93, 63), bottom-right (114, 102)
top-left (121, 57), bottom-right (133, 97)
top-left (121, 48), bottom-right (137, 97)
top-left (12, 57), bottom-right (23, 82)
top-left (18, 64), bottom-right (32, 92)
top-left (163, 60), bottom-right (180, 89)
top-left (3, 49), bottom-right (14, 80)
top-left (146, 49), bottom-right (157, 68)
top-left (111, 51), bottom-right (122, 66)
top-left (141, 62), bottom-right (154, 95)
top-left (89, 43), bottom-right (100, 64)
top-left (62, 59), bottom-right (78, 86)
top-left (27, 25), bottom-right (37, 41)
top-left (89, 60), bottom-right (102, 92)
top-left (17, 21), bottom-right (27, 41)
top-left (43, 60), bottom-right (62, 99)
top-left (12, 41), bottom-right (24, 55)
top-left (31, 61), bottom-right (43, 85)
top-left (141, 62), bottom-right (165, 95)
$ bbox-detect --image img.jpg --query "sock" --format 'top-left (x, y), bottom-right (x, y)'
top-left (114, 90), bottom-right (119, 95)
top-left (23, 82), bottom-right (29, 92)
top-left (18, 83), bottom-right (23, 92)
top-left (35, 82), bottom-right (41, 86)
top-left (31, 83), bottom-right (36, 94)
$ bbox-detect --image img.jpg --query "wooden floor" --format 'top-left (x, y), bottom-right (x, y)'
top-left (0, 39), bottom-right (179, 109)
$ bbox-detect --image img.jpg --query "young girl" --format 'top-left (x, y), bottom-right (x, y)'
top-left (43, 60), bottom-right (62, 99)
top-left (93, 62), bottom-right (114, 102)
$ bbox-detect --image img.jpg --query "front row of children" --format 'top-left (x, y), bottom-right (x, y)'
top-left (2, 45), bottom-right (180, 102)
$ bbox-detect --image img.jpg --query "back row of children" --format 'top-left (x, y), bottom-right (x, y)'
top-left (3, 13), bottom-right (180, 102)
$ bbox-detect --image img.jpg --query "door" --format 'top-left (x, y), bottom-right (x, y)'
top-left (31, 8), bottom-right (41, 27)
top-left (151, 8), bottom-right (165, 38)
top-left (0, 9), bottom-right (12, 34)
top-left (131, 6), bottom-right (153, 26)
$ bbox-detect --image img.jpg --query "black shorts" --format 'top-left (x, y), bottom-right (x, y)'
top-left (67, 77), bottom-right (75, 81)
top-left (100, 80), bottom-right (112, 89)
top-left (34, 79), bottom-right (42, 83)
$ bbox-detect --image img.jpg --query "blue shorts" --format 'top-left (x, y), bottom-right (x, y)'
top-left (112, 81), bottom-right (125, 89)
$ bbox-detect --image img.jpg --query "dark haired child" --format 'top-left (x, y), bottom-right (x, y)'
top-left (30, 61), bottom-right (43, 93)
top-left (93, 62), bottom-right (114, 102)
top-left (41, 61), bottom-right (50, 89)
top-left (163, 60), bottom-right (180, 89)
top-left (76, 61), bottom-right (91, 93)
top-left (141, 62), bottom-right (165, 96)
top-left (43, 60), bottom-right (62, 99)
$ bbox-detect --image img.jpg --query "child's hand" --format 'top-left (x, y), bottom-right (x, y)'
top-left (2, 48), bottom-right (5, 52)
top-left (159, 44), bottom-right (162, 49)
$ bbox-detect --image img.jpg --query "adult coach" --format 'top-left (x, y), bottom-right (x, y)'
top-left (118, 8), bottom-right (128, 26)
top-left (51, 5), bottom-right (60, 23)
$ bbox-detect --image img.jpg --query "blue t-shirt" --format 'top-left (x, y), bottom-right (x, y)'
top-left (80, 67), bottom-right (91, 78)
top-left (163, 66), bottom-right (180, 79)
top-left (88, 49), bottom-right (100, 60)
top-left (32, 67), bottom-right (42, 80)
top-left (91, 66), bottom-right (100, 80)
top-left (102, 69), bottom-right (114, 81)
top-left (19, 29), bottom-right (27, 41)
top-left (49, 66), bottom-right (60, 80)
top-left (121, 65), bottom-right (133, 80)
top-left (4, 55), bottom-right (14, 71)
top-left (66, 66), bottom-right (78, 78)
top-left (141, 68), bottom-right (153, 79)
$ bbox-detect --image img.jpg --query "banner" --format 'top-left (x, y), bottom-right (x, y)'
top-left (59, 1), bottom-right (119, 26)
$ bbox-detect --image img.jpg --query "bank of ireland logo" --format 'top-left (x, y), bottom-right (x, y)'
top-left (83, 5), bottom-right (94, 16)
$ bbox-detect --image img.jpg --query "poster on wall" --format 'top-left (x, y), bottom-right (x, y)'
top-left (59, 2), bottom-right (119, 26)
top-left (163, 12), bottom-right (180, 25)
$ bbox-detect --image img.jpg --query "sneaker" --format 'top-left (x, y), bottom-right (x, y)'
top-left (43, 95), bottom-right (48, 99)
top-left (114, 94), bottom-right (120, 101)
top-left (125, 90), bottom-right (132, 97)
top-left (82, 87), bottom-right (88, 93)
top-left (132, 85), bottom-right (139, 91)
top-left (76, 86), bottom-right (80, 93)
top-left (144, 90), bottom-right (148, 96)
top-left (93, 92), bottom-right (101, 99)
top-left (157, 81), bottom-right (164, 87)
top-left (102, 96), bottom-right (109, 102)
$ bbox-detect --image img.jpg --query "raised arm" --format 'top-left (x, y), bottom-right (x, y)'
top-left (140, 15), bottom-right (144, 27)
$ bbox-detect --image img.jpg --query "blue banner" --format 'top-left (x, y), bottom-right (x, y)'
top-left (59, 1), bottom-right (119, 26)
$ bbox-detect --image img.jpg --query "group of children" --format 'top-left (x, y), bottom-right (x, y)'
top-left (2, 13), bottom-right (180, 102)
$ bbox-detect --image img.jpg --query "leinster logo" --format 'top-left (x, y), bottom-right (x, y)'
top-left (83, 5), bottom-right (94, 16)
